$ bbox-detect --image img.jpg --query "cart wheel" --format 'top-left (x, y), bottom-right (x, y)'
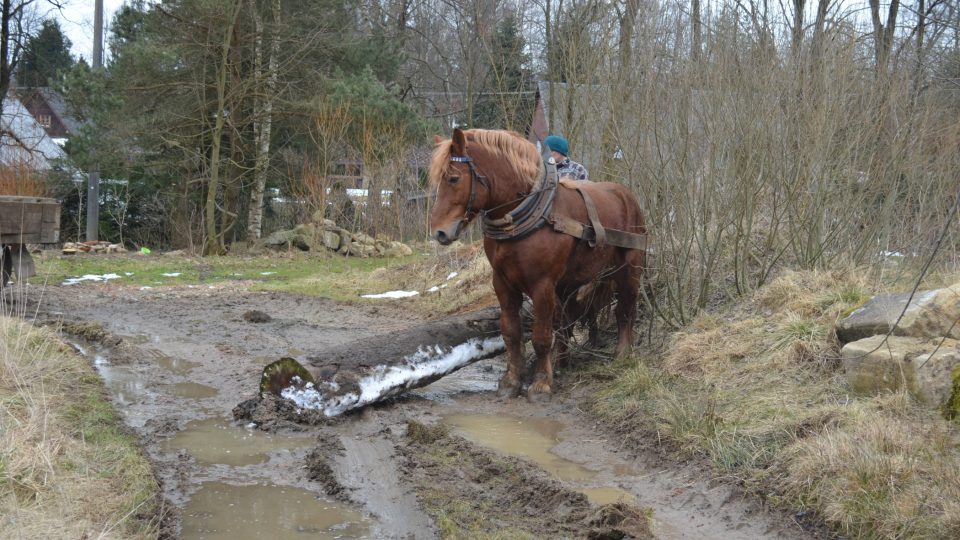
top-left (1, 246), bottom-right (11, 289)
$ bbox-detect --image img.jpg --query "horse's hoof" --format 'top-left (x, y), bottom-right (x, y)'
top-left (527, 388), bottom-right (552, 403)
top-left (496, 375), bottom-right (521, 399)
top-left (527, 380), bottom-right (552, 403)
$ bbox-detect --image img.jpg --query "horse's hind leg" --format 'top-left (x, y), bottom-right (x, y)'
top-left (528, 282), bottom-right (558, 402)
top-left (613, 252), bottom-right (644, 358)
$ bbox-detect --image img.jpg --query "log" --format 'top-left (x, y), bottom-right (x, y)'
top-left (260, 307), bottom-right (510, 417)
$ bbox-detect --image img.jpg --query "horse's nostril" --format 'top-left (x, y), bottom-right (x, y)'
top-left (435, 231), bottom-right (449, 245)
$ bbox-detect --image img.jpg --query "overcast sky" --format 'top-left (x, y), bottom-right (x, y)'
top-left (53, 0), bottom-right (127, 63)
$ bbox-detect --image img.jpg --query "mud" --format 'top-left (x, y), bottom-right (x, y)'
top-left (33, 282), bottom-right (819, 539)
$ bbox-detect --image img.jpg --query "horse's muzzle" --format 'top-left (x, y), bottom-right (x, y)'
top-left (433, 220), bottom-right (464, 246)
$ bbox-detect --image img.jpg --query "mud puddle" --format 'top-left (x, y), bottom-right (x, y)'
top-left (182, 482), bottom-right (370, 539)
top-left (40, 285), bottom-right (813, 539)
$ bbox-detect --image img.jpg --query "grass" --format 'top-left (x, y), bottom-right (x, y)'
top-left (589, 269), bottom-right (960, 539)
top-left (30, 243), bottom-right (495, 316)
top-left (0, 315), bottom-right (160, 538)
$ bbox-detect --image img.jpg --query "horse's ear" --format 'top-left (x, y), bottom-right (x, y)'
top-left (451, 128), bottom-right (466, 155)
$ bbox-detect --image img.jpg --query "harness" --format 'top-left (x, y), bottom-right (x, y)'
top-left (448, 154), bottom-right (647, 251)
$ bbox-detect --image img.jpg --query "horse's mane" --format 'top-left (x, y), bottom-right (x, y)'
top-left (428, 129), bottom-right (543, 189)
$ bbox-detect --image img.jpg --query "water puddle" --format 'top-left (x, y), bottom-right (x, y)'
top-left (162, 417), bottom-right (314, 467)
top-left (445, 413), bottom-right (651, 510)
top-left (94, 355), bottom-right (147, 407)
top-left (580, 486), bottom-right (638, 505)
top-left (167, 382), bottom-right (219, 399)
top-left (158, 355), bottom-right (201, 375)
top-left (444, 413), bottom-right (594, 481)
top-left (182, 481), bottom-right (370, 539)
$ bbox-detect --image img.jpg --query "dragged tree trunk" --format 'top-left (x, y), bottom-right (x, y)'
top-left (259, 307), bottom-right (534, 416)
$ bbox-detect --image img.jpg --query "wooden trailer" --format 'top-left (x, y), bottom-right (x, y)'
top-left (0, 196), bottom-right (60, 287)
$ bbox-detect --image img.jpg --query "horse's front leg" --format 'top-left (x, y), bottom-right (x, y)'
top-left (493, 274), bottom-right (524, 399)
top-left (528, 282), bottom-right (558, 402)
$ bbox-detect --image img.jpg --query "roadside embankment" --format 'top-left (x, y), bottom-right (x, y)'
top-left (0, 315), bottom-right (161, 538)
top-left (589, 270), bottom-right (960, 538)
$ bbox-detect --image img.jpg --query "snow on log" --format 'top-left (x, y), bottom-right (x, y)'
top-left (259, 307), bottom-right (511, 416)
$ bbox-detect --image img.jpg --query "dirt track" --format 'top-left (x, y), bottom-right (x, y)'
top-left (33, 283), bottom-right (819, 539)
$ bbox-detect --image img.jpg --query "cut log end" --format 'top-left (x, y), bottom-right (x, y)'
top-left (260, 357), bottom-right (315, 395)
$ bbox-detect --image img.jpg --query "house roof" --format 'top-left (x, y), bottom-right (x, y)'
top-left (0, 92), bottom-right (68, 169)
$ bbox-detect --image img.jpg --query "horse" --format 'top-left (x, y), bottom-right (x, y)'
top-left (429, 128), bottom-right (647, 401)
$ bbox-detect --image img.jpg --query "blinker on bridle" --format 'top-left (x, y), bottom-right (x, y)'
top-left (449, 155), bottom-right (490, 222)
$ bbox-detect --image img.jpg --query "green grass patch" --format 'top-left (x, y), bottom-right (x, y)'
top-left (31, 244), bottom-right (496, 316)
top-left (32, 250), bottom-right (427, 302)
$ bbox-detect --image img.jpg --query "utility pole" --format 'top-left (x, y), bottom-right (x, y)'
top-left (86, 0), bottom-right (103, 242)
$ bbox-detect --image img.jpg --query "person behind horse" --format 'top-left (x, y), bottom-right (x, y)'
top-left (544, 135), bottom-right (589, 182)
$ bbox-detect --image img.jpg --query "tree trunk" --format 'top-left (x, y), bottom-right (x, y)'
top-left (259, 307), bottom-right (510, 416)
top-left (204, 0), bottom-right (243, 255)
top-left (246, 0), bottom-right (280, 240)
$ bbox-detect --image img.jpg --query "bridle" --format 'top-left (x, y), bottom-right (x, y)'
top-left (449, 155), bottom-right (490, 224)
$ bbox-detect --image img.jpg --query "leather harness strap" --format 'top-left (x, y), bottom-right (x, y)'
top-left (574, 185), bottom-right (606, 248)
top-left (454, 152), bottom-right (647, 251)
top-left (549, 180), bottom-right (648, 251)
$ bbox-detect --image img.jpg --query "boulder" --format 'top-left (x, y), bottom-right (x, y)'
top-left (321, 230), bottom-right (341, 251)
top-left (842, 334), bottom-right (960, 412)
top-left (836, 285), bottom-right (960, 343)
top-left (352, 232), bottom-right (376, 245)
top-left (264, 229), bottom-right (310, 251)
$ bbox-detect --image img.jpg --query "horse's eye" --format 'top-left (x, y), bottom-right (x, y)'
top-left (448, 176), bottom-right (460, 185)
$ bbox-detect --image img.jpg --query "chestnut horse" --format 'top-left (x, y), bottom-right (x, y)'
top-left (429, 128), bottom-right (646, 401)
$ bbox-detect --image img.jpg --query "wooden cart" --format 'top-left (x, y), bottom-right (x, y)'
top-left (0, 196), bottom-right (60, 287)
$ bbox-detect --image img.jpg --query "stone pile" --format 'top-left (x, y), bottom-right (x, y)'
top-left (837, 284), bottom-right (960, 417)
top-left (262, 216), bottom-right (413, 258)
top-left (62, 241), bottom-right (127, 255)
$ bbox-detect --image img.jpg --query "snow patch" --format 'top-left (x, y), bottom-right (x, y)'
top-left (161, 272), bottom-right (181, 277)
top-left (62, 273), bottom-right (121, 285)
top-left (361, 290), bottom-right (420, 299)
top-left (446, 272), bottom-right (458, 281)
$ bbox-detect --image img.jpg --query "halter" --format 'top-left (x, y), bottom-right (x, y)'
top-left (449, 155), bottom-right (490, 223)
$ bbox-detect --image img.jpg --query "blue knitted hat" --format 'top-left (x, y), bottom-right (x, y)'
top-left (544, 135), bottom-right (569, 156)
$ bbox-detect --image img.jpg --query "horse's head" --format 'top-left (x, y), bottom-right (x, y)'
top-left (428, 128), bottom-right (542, 245)
top-left (429, 129), bottom-right (485, 245)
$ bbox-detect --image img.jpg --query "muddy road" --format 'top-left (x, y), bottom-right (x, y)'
top-left (34, 283), bottom-right (815, 539)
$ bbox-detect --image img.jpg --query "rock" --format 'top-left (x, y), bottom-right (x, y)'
top-left (322, 230), bottom-right (341, 251)
top-left (347, 243), bottom-right (377, 258)
top-left (842, 334), bottom-right (960, 412)
top-left (293, 223), bottom-right (316, 237)
top-left (836, 286), bottom-right (960, 343)
top-left (842, 335), bottom-right (931, 395)
top-left (264, 229), bottom-right (311, 251)
top-left (243, 310), bottom-right (272, 323)
top-left (352, 232), bottom-right (376, 245)
top-left (913, 344), bottom-right (960, 408)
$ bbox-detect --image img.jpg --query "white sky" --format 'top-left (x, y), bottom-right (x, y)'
top-left (51, 0), bottom-right (127, 63)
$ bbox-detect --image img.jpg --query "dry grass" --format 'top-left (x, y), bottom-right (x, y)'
top-left (591, 269), bottom-right (960, 538)
top-left (367, 242), bottom-right (496, 316)
top-left (0, 316), bottom-right (159, 538)
top-left (0, 161), bottom-right (48, 196)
